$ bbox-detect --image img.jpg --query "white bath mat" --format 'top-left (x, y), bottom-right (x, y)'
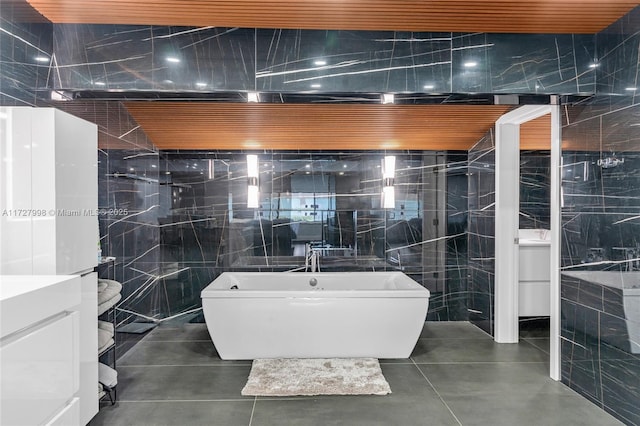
top-left (241, 358), bottom-right (392, 396)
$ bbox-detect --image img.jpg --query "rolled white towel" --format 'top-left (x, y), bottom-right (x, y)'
top-left (97, 279), bottom-right (122, 305)
top-left (98, 327), bottom-right (114, 352)
top-left (98, 320), bottom-right (114, 334)
top-left (98, 293), bottom-right (122, 316)
top-left (98, 362), bottom-right (118, 389)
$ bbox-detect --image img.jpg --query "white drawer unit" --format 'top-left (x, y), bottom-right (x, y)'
top-left (0, 275), bottom-right (82, 426)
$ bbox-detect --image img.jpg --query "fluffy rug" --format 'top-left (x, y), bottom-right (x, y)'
top-left (241, 358), bottom-right (392, 396)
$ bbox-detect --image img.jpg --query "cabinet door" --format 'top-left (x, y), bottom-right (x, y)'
top-left (0, 312), bottom-right (79, 426)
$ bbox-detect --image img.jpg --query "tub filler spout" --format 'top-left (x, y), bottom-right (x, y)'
top-left (305, 244), bottom-right (321, 273)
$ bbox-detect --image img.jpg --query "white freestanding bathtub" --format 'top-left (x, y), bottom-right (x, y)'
top-left (201, 272), bottom-right (430, 360)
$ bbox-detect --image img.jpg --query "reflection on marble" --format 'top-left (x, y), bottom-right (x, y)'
top-left (49, 23), bottom-right (597, 96)
top-left (598, 5), bottom-right (640, 97)
top-left (256, 30), bottom-right (452, 93)
top-left (561, 8), bottom-right (640, 418)
top-left (53, 25), bottom-right (255, 91)
top-left (0, 1), bottom-right (53, 106)
top-left (467, 130), bottom-right (495, 335)
top-left (561, 273), bottom-right (640, 425)
top-left (97, 150), bottom-right (486, 326)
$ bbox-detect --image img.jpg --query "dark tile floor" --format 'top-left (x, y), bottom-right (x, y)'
top-left (91, 321), bottom-right (623, 426)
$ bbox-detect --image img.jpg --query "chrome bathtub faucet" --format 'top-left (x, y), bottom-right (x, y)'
top-left (304, 244), bottom-right (321, 273)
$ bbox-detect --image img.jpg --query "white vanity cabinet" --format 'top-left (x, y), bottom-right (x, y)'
top-left (0, 106), bottom-right (99, 424)
top-left (518, 229), bottom-right (551, 316)
top-left (0, 275), bottom-right (82, 426)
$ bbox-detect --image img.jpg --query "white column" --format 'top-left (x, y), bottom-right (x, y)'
top-left (494, 122), bottom-right (521, 343)
top-left (549, 104), bottom-right (562, 381)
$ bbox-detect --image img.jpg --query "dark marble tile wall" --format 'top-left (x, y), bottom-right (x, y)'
top-left (559, 6), bottom-right (640, 418)
top-left (0, 1), bottom-right (53, 105)
top-left (53, 25), bottom-right (256, 92)
top-left (151, 151), bottom-right (473, 321)
top-left (598, 5), bottom-right (640, 98)
top-left (95, 149), bottom-right (481, 325)
top-left (52, 24), bottom-right (596, 95)
top-left (452, 33), bottom-right (596, 94)
top-left (442, 153), bottom-right (470, 321)
top-left (467, 130), bottom-right (495, 335)
top-left (560, 271), bottom-right (640, 425)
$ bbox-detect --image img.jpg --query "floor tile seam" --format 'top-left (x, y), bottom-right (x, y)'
top-left (117, 363), bottom-right (253, 367)
top-left (248, 397), bottom-right (257, 426)
top-left (418, 337), bottom-right (493, 340)
top-left (137, 339), bottom-right (212, 343)
top-left (253, 396), bottom-right (326, 401)
top-left (521, 338), bottom-right (551, 355)
top-left (410, 359), bottom-right (463, 426)
top-left (410, 361), bottom-right (549, 365)
top-left (109, 398), bottom-right (252, 403)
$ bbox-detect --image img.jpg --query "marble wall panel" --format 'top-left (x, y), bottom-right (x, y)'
top-left (467, 131), bottom-right (495, 334)
top-left (561, 14), bottom-right (640, 417)
top-left (48, 23), bottom-right (596, 96)
top-left (598, 5), bottom-right (640, 98)
top-left (0, 3), bottom-right (52, 105)
top-left (97, 149), bottom-right (483, 324)
top-left (256, 30), bottom-right (452, 93)
top-left (53, 25), bottom-right (256, 91)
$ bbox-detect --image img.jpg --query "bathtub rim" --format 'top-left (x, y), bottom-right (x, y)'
top-left (201, 271), bottom-right (430, 299)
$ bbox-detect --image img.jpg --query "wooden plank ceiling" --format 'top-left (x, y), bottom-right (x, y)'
top-left (122, 102), bottom-right (557, 151)
top-left (24, 0), bottom-right (640, 33)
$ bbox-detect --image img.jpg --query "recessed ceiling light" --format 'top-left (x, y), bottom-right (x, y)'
top-left (314, 60), bottom-right (327, 66)
top-left (625, 87), bottom-right (637, 91)
top-left (305, 164), bottom-right (311, 168)
top-left (339, 172), bottom-right (344, 175)
top-left (196, 82), bottom-right (207, 87)
top-left (35, 56), bottom-right (49, 62)
top-left (311, 83), bottom-right (322, 88)
top-left (163, 79), bottom-right (174, 84)
top-left (151, 164), bottom-right (157, 168)
top-left (463, 61), bottom-right (478, 67)
top-left (247, 92), bottom-right (260, 102)
top-left (93, 81), bottom-right (106, 86)
top-left (166, 57), bottom-right (180, 63)
top-left (423, 84), bottom-right (434, 90)
top-left (343, 164), bottom-right (347, 168)
top-left (589, 63), bottom-right (599, 68)
top-left (382, 93), bottom-right (395, 104)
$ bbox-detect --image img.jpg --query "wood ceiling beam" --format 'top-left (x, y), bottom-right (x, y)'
top-left (24, 0), bottom-right (640, 33)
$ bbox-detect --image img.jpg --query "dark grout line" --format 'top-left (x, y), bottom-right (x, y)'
top-left (521, 338), bottom-right (550, 355)
top-left (134, 339), bottom-right (213, 343)
top-left (248, 397), bottom-right (257, 426)
top-left (411, 361), bottom-right (549, 365)
top-left (410, 359), bottom-right (463, 426)
top-left (110, 398), bottom-right (253, 403)
top-left (418, 336), bottom-right (493, 340)
top-left (117, 363), bottom-right (253, 367)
